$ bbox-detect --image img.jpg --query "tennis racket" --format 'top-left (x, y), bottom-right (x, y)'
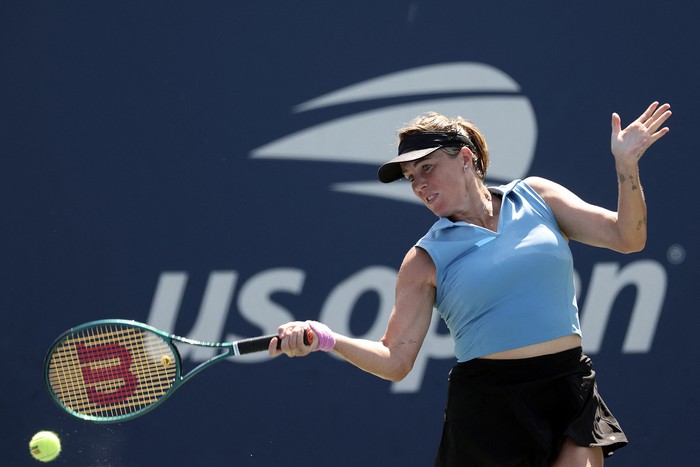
top-left (44, 319), bottom-right (311, 423)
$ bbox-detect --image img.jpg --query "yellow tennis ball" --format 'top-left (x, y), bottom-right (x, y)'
top-left (29, 431), bottom-right (61, 462)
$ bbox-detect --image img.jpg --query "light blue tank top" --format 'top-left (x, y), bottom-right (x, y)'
top-left (416, 180), bottom-right (581, 362)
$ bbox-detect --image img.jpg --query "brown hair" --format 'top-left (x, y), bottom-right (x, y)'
top-left (397, 112), bottom-right (490, 179)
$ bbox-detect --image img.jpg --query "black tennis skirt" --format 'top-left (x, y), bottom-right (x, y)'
top-left (434, 347), bottom-right (627, 467)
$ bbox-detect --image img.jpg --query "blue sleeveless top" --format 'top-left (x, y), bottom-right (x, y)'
top-left (416, 180), bottom-right (581, 362)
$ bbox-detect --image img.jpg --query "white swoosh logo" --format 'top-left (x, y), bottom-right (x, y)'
top-left (251, 62), bottom-right (537, 204)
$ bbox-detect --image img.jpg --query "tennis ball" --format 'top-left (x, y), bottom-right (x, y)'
top-left (29, 431), bottom-right (61, 463)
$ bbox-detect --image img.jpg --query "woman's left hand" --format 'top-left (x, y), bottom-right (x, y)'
top-left (611, 101), bottom-right (671, 167)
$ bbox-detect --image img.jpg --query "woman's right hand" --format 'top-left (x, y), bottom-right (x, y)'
top-left (269, 321), bottom-right (318, 357)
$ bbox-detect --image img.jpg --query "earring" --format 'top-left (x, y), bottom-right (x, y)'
top-left (464, 164), bottom-right (468, 170)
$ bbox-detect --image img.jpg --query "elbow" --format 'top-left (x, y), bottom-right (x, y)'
top-left (377, 338), bottom-right (419, 382)
top-left (620, 244), bottom-right (645, 254)
top-left (386, 363), bottom-right (413, 383)
top-left (616, 235), bottom-right (647, 254)
top-left (611, 221), bottom-right (647, 253)
top-left (384, 357), bottom-right (414, 383)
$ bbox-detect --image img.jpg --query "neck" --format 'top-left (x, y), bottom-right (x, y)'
top-left (449, 185), bottom-right (499, 229)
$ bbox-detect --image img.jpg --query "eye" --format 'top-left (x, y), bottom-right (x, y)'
top-left (404, 174), bottom-right (415, 182)
top-left (422, 163), bottom-right (433, 173)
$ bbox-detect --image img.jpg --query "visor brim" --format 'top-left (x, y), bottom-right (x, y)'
top-left (377, 147), bottom-right (440, 183)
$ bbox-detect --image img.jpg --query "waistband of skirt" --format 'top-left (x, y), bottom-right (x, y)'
top-left (449, 347), bottom-right (586, 382)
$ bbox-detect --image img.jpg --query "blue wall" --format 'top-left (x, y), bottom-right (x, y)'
top-left (3, 2), bottom-right (697, 465)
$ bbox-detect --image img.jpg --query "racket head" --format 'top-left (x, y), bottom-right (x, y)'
top-left (44, 319), bottom-right (181, 423)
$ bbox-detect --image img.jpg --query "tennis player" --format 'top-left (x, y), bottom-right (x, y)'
top-left (271, 101), bottom-right (671, 466)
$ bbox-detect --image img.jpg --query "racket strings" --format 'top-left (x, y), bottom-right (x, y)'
top-left (47, 323), bottom-right (178, 420)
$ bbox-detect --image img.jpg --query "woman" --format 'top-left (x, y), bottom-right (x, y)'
top-left (269, 102), bottom-right (671, 466)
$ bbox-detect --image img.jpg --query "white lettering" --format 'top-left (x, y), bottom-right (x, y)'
top-left (319, 266), bottom-right (396, 343)
top-left (147, 272), bottom-right (188, 332)
top-left (234, 268), bottom-right (304, 362)
top-left (147, 271), bottom-right (238, 361)
top-left (580, 260), bottom-right (666, 354)
top-left (146, 259), bottom-right (667, 393)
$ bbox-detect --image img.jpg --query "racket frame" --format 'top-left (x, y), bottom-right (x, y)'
top-left (44, 319), bottom-right (283, 423)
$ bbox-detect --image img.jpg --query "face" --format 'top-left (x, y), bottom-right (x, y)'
top-left (400, 149), bottom-right (471, 217)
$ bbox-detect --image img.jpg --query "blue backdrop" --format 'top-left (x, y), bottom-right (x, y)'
top-left (3, 1), bottom-right (697, 465)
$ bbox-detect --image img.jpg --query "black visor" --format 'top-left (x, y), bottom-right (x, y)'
top-left (377, 132), bottom-right (472, 183)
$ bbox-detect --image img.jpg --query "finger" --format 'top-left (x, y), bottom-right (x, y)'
top-left (637, 101), bottom-right (660, 124)
top-left (278, 329), bottom-right (294, 354)
top-left (281, 335), bottom-right (298, 357)
top-left (611, 112), bottom-right (622, 136)
top-left (283, 326), bottom-right (304, 356)
top-left (647, 108), bottom-right (672, 133)
top-left (268, 336), bottom-right (281, 357)
top-left (650, 126), bottom-right (670, 144)
top-left (650, 102), bottom-right (671, 118)
top-left (291, 325), bottom-right (309, 351)
top-left (278, 321), bottom-right (303, 334)
top-left (643, 102), bottom-right (672, 130)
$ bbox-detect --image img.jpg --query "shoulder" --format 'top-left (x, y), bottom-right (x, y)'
top-left (491, 178), bottom-right (552, 202)
top-left (522, 176), bottom-right (579, 207)
top-left (522, 176), bottom-right (558, 198)
top-left (398, 246), bottom-right (436, 288)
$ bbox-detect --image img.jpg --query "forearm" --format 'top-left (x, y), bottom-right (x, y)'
top-left (332, 334), bottom-right (414, 382)
top-left (614, 160), bottom-right (647, 252)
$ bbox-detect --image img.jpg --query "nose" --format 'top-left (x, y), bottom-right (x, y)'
top-left (411, 174), bottom-right (427, 195)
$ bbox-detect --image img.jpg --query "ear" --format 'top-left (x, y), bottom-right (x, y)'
top-left (460, 147), bottom-right (474, 166)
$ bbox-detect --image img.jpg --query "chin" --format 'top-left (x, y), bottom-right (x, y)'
top-left (428, 206), bottom-right (448, 217)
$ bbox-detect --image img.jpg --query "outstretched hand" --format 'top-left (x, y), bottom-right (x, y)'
top-left (611, 101), bottom-right (671, 166)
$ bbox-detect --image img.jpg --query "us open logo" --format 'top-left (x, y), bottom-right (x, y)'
top-left (250, 62), bottom-right (538, 204)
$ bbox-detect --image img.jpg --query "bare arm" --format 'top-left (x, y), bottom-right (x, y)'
top-left (270, 247), bottom-right (436, 382)
top-left (526, 102), bottom-right (671, 253)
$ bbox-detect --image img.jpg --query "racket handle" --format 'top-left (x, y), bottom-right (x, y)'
top-left (275, 328), bottom-right (312, 350)
top-left (234, 329), bottom-right (312, 355)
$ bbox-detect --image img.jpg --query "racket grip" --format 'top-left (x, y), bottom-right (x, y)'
top-left (275, 328), bottom-right (313, 350)
top-left (234, 330), bottom-right (311, 355)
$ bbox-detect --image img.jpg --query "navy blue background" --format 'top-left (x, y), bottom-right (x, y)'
top-left (2, 2), bottom-right (697, 465)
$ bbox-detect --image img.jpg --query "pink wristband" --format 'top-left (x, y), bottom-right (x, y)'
top-left (306, 321), bottom-right (336, 352)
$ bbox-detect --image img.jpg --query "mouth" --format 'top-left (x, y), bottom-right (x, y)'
top-left (425, 193), bottom-right (437, 205)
